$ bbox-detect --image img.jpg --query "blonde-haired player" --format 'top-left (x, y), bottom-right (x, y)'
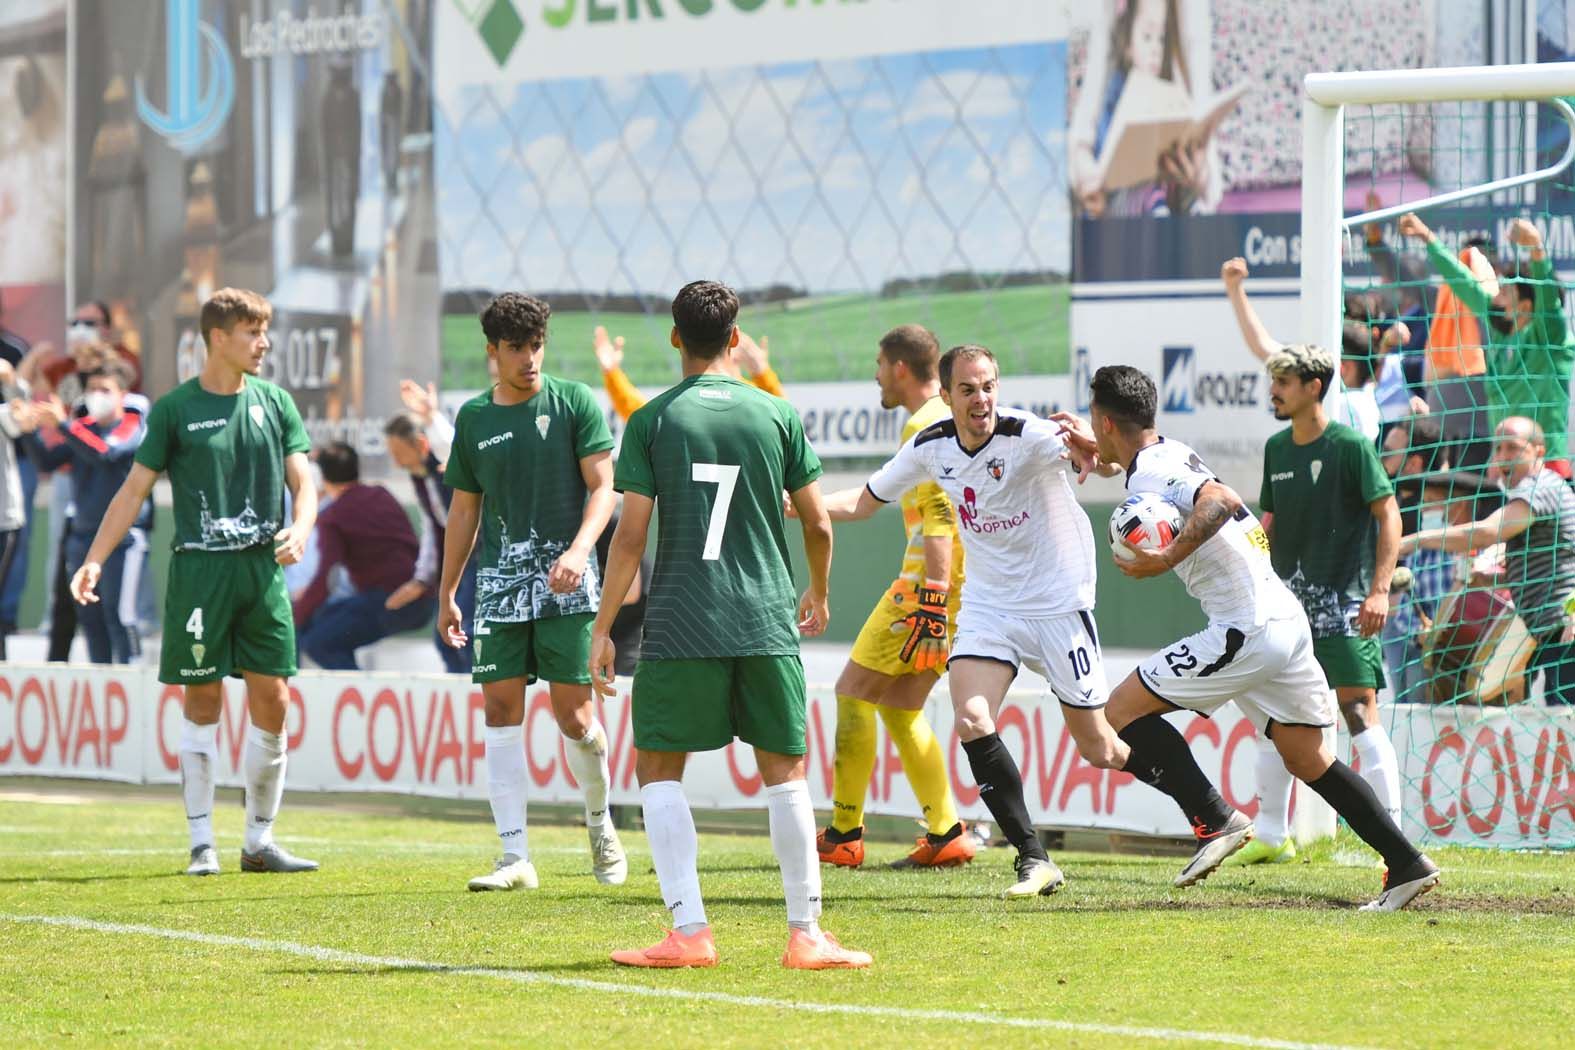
top-left (812, 325), bottom-right (975, 868)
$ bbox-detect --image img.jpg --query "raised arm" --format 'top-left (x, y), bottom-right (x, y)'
top-left (70, 463), bottom-right (158, 604)
top-left (1221, 257), bottom-right (1285, 363)
top-left (1401, 212), bottom-right (1496, 320)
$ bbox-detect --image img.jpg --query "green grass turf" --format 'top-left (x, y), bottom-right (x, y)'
top-left (1, 784), bottom-right (1572, 1049)
top-left (441, 285), bottom-right (1070, 391)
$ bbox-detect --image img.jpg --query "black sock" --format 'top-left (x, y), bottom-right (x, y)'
top-left (961, 734), bottom-right (1045, 860)
top-left (926, 822), bottom-right (963, 845)
top-left (1306, 760), bottom-right (1424, 873)
top-left (1120, 753), bottom-right (1161, 787)
top-left (823, 824), bottom-right (862, 844)
top-left (1118, 713), bottom-right (1234, 833)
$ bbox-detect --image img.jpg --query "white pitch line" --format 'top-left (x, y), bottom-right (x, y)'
top-left (0, 844), bottom-right (595, 859)
top-left (4, 914), bottom-right (1383, 1050)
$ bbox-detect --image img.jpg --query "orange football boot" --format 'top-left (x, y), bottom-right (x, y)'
top-left (610, 927), bottom-right (718, 968)
top-left (889, 823), bottom-right (979, 869)
top-left (782, 928), bottom-right (873, 970)
top-left (816, 826), bottom-right (865, 868)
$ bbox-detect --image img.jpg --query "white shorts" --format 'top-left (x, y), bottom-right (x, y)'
top-left (949, 606), bottom-right (1109, 709)
top-left (1136, 616), bottom-right (1335, 733)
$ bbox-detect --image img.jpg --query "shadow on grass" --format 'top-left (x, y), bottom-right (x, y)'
top-left (0, 872), bottom-right (187, 886)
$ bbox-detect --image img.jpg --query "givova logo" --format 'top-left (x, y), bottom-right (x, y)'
top-left (1161, 346), bottom-right (1194, 414)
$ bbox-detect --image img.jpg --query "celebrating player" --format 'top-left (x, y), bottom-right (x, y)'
top-left (70, 288), bottom-right (319, 877)
top-left (831, 346), bottom-right (1169, 899)
top-left (592, 279), bottom-right (871, 970)
top-left (1239, 344), bottom-right (1403, 866)
top-left (813, 324), bottom-right (975, 870)
top-left (438, 293), bottom-right (626, 893)
top-left (1065, 365), bottom-right (1439, 910)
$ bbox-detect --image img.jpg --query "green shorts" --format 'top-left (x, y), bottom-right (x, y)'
top-left (160, 546), bottom-right (296, 685)
top-left (632, 654), bottom-right (807, 755)
top-left (471, 613), bottom-right (593, 685)
top-left (1312, 635), bottom-right (1387, 691)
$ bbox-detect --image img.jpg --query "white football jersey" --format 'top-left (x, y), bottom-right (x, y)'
top-left (866, 407), bottom-right (1096, 616)
top-left (1125, 437), bottom-right (1301, 628)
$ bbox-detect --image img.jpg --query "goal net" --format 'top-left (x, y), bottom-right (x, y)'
top-left (1305, 64), bottom-right (1575, 849)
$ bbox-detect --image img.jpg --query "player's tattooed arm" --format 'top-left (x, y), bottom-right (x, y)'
top-left (1118, 480), bottom-right (1242, 579)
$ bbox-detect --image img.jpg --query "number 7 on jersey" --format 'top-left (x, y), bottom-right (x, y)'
top-left (692, 462), bottom-right (739, 560)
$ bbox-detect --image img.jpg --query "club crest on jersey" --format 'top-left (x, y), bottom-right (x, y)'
top-left (536, 414), bottom-right (551, 439)
top-left (473, 638), bottom-right (483, 660)
top-left (248, 405), bottom-right (266, 427)
top-left (986, 457), bottom-right (1005, 481)
top-left (1310, 460), bottom-right (1324, 484)
top-left (191, 643), bottom-right (205, 665)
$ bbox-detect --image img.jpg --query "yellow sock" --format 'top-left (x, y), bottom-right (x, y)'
top-left (830, 695), bottom-right (878, 833)
top-left (879, 706), bottom-right (959, 836)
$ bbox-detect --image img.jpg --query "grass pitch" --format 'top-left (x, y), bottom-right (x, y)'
top-left (441, 284), bottom-right (1071, 391)
top-left (2, 783), bottom-right (1572, 1050)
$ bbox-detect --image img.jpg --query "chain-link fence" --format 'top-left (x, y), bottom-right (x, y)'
top-left (432, 41), bottom-right (1069, 391)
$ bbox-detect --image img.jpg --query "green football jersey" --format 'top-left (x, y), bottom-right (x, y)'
top-left (135, 378), bottom-right (310, 552)
top-left (615, 374), bottom-right (822, 659)
top-left (1259, 421), bottom-right (1393, 638)
top-left (444, 375), bottom-right (614, 623)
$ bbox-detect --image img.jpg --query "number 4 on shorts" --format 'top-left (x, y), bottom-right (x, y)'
top-left (186, 607), bottom-right (204, 641)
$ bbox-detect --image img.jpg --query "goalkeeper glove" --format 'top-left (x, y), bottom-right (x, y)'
top-left (895, 582), bottom-right (949, 672)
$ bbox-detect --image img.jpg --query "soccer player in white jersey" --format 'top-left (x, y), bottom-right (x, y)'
top-left (1060, 366), bottom-right (1439, 910)
top-left (831, 346), bottom-right (1180, 898)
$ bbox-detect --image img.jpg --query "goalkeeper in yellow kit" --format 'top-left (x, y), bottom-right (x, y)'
top-left (811, 325), bottom-right (975, 868)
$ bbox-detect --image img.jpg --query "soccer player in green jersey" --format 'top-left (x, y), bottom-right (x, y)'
top-left (437, 293), bottom-right (627, 892)
top-left (1243, 343), bottom-right (1403, 868)
top-left (592, 280), bottom-right (871, 970)
top-left (70, 288), bottom-right (319, 877)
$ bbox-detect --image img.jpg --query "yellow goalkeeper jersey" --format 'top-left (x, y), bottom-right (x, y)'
top-left (891, 396), bottom-right (965, 595)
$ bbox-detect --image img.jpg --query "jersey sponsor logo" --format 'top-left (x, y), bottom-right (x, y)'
top-left (249, 405), bottom-right (266, 427)
top-left (986, 456), bottom-right (1005, 481)
top-left (697, 387), bottom-right (733, 401)
top-left (180, 666), bottom-right (218, 678)
top-left (956, 485), bottom-right (1031, 535)
top-left (1309, 460), bottom-right (1324, 484)
top-left (478, 431), bottom-right (514, 450)
top-left (535, 414), bottom-right (551, 439)
top-left (473, 663), bottom-right (499, 674)
top-left (186, 418), bottom-right (228, 432)
top-left (1270, 470), bottom-right (1294, 482)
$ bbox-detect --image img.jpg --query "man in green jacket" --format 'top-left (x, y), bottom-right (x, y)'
top-left (1401, 212), bottom-right (1574, 477)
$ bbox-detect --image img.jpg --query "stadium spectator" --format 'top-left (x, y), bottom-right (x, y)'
top-left (594, 323), bottom-right (784, 421)
top-left (0, 359), bottom-right (27, 660)
top-left (1362, 201), bottom-right (1431, 381)
top-left (0, 328), bottom-right (32, 639)
top-left (0, 289), bottom-right (28, 366)
top-left (1221, 257), bottom-right (1380, 440)
top-left (1380, 415), bottom-right (1457, 702)
top-left (16, 359), bottom-right (149, 664)
top-left (1401, 213), bottom-right (1574, 478)
top-left (385, 406), bottom-right (475, 675)
top-left (1402, 417), bottom-right (1575, 705)
top-left (294, 441), bottom-right (434, 671)
top-left (18, 300), bottom-right (141, 400)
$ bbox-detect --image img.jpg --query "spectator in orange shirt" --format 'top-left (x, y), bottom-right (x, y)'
top-left (594, 324), bottom-right (784, 420)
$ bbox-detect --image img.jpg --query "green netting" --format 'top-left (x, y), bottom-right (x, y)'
top-left (1341, 96), bottom-right (1575, 849)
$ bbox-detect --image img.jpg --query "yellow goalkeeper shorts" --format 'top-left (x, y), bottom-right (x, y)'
top-left (847, 580), bottom-right (961, 679)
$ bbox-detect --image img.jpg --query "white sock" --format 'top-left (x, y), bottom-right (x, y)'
top-left (564, 719), bottom-right (611, 830)
top-left (484, 724), bottom-right (529, 861)
top-left (179, 719), bottom-right (218, 850)
top-left (1353, 725), bottom-right (1403, 823)
top-left (242, 725), bottom-right (287, 852)
top-left (641, 780), bottom-right (706, 931)
top-left (1254, 735), bottom-right (1293, 848)
top-left (766, 779), bottom-right (821, 934)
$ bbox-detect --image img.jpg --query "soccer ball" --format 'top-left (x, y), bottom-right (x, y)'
top-left (1109, 494), bottom-right (1184, 562)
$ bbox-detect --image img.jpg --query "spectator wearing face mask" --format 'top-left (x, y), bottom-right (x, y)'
top-left (15, 359), bottom-right (149, 663)
top-left (0, 359), bottom-right (28, 660)
top-left (1401, 213), bottom-right (1574, 478)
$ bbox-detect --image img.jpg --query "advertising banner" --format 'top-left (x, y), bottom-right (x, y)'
top-left (73, 0), bottom-right (440, 473)
top-left (0, 663), bottom-right (1336, 842)
top-left (433, 0), bottom-right (1072, 424)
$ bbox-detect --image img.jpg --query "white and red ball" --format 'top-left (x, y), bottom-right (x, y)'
top-left (1109, 493), bottom-right (1184, 562)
